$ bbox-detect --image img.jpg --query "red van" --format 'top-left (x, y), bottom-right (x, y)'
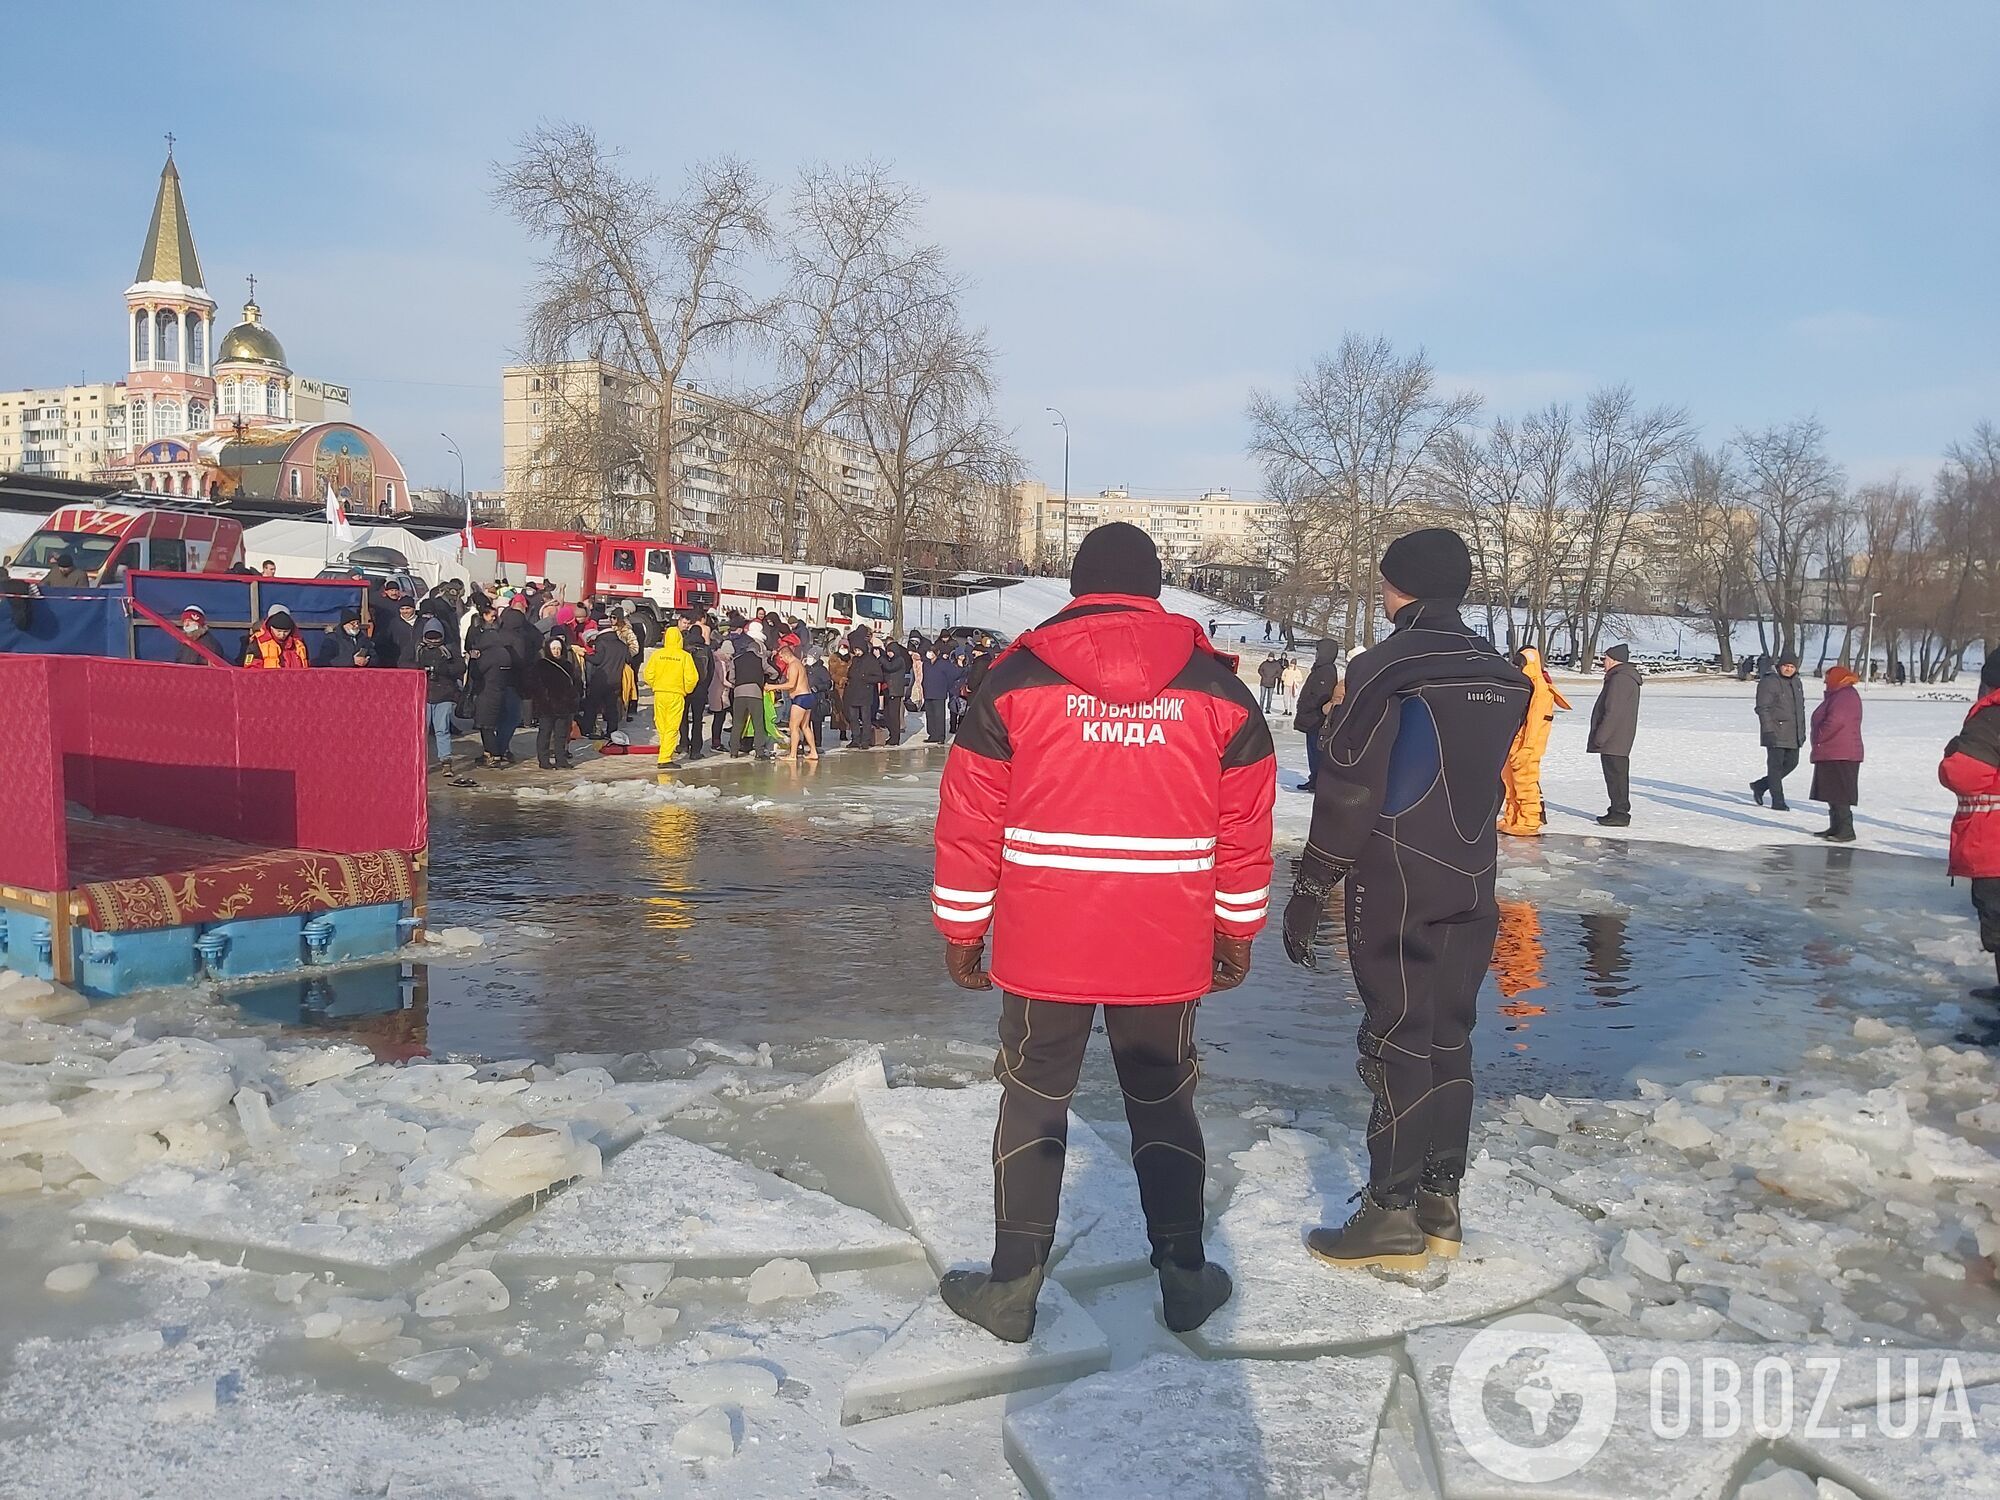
top-left (471, 527), bottom-right (719, 635)
top-left (8, 505), bottom-right (247, 585)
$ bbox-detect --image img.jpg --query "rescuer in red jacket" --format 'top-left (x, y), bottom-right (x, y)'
top-left (931, 523), bottom-right (1276, 1342)
top-left (1941, 655), bottom-right (2000, 1000)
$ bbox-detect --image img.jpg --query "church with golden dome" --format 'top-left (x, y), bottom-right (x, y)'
top-left (96, 147), bottom-right (412, 513)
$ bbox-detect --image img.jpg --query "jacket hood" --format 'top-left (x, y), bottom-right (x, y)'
top-left (1018, 594), bottom-right (1207, 704)
top-left (1312, 638), bottom-right (1340, 666)
top-left (658, 626), bottom-right (687, 658)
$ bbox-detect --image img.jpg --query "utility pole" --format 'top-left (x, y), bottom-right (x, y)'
top-left (1045, 406), bottom-right (1069, 570)
top-left (1861, 590), bottom-right (1882, 683)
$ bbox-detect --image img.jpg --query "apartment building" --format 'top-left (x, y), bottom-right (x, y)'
top-left (0, 384), bottom-right (129, 481)
top-left (1014, 480), bottom-right (1278, 574)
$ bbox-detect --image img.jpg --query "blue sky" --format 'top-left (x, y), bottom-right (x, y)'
top-left (2, 1), bottom-right (1994, 499)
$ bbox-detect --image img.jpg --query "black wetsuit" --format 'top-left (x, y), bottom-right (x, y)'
top-left (1297, 600), bottom-right (1531, 1205)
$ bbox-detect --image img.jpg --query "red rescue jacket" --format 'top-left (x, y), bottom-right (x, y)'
top-left (1941, 688), bottom-right (2000, 879)
top-left (932, 594), bottom-right (1276, 1005)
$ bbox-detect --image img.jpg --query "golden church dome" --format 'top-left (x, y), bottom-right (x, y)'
top-left (216, 299), bottom-right (287, 368)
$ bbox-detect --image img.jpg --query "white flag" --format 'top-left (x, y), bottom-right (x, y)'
top-left (324, 482), bottom-right (354, 543)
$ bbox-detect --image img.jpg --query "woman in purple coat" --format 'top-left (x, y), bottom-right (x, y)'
top-left (1809, 665), bottom-right (1864, 843)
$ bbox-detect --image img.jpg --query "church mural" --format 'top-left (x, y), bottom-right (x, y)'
top-left (315, 428), bottom-right (375, 512)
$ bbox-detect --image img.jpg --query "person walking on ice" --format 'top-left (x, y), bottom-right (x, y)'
top-left (929, 522), bottom-right (1275, 1341)
top-left (1751, 653), bottom-right (1807, 811)
top-left (1809, 664), bottom-right (1864, 843)
top-left (1588, 644), bottom-right (1643, 827)
top-left (1498, 644), bottom-right (1569, 837)
top-left (1281, 527), bottom-right (1530, 1273)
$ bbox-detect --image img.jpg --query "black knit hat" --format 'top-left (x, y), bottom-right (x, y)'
top-left (1069, 522), bottom-right (1162, 599)
top-left (1982, 653), bottom-right (2000, 693)
top-left (1603, 644), bottom-right (1630, 664)
top-left (1379, 528), bottom-right (1472, 603)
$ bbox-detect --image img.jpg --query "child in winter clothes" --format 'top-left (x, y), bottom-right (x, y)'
top-left (1941, 655), bottom-right (2000, 999)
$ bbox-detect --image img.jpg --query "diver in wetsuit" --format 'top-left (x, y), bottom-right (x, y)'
top-left (1282, 528), bottom-right (1531, 1271)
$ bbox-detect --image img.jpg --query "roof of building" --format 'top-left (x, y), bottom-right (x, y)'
top-left (134, 154), bottom-right (203, 289)
top-left (216, 299), bottom-right (287, 369)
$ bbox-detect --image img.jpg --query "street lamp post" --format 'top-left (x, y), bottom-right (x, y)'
top-left (440, 432), bottom-right (467, 513)
top-left (1861, 590), bottom-right (1882, 683)
top-left (1045, 406), bottom-right (1069, 569)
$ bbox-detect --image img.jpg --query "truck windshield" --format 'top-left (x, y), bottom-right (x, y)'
top-left (857, 592), bottom-right (894, 621)
top-left (13, 531), bottom-right (120, 571)
top-left (676, 550), bottom-right (716, 580)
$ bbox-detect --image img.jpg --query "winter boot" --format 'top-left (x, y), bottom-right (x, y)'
top-left (1750, 779), bottom-right (1767, 807)
top-left (1306, 1189), bottom-right (1430, 1273)
top-left (1415, 1179), bottom-right (1462, 1260)
top-left (939, 1265), bottom-right (1043, 1344)
top-left (1972, 956), bottom-right (2000, 1003)
top-left (1595, 812), bottom-right (1631, 828)
top-left (1157, 1259), bottom-right (1233, 1333)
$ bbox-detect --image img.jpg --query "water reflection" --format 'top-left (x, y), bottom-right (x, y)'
top-left (224, 961), bottom-right (429, 1061)
top-left (643, 794), bottom-right (698, 933)
top-left (1579, 913), bottom-right (1635, 1001)
top-left (1490, 901), bottom-right (1548, 1051)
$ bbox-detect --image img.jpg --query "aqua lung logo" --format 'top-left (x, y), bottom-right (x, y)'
top-left (1448, 1314), bottom-right (1618, 1483)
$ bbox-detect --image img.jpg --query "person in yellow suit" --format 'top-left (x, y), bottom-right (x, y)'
top-left (640, 625), bottom-right (700, 768)
top-left (1499, 645), bottom-right (1571, 836)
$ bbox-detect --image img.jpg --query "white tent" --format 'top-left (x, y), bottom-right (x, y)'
top-left (241, 519), bottom-right (487, 588)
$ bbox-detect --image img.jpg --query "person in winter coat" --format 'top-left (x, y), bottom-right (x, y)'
top-left (468, 603), bottom-right (521, 765)
top-left (1291, 639), bottom-right (1343, 793)
top-left (1281, 528), bottom-right (1531, 1274)
top-left (416, 618), bottom-right (466, 772)
top-left (843, 630), bottom-right (886, 749)
top-left (242, 605), bottom-right (310, 669)
top-left (583, 620), bottom-right (632, 739)
top-left (1809, 665), bottom-right (1864, 843)
top-left (172, 606), bottom-right (232, 666)
top-left (1751, 653), bottom-right (1807, 811)
top-left (527, 630), bottom-right (584, 770)
top-left (931, 522), bottom-right (1274, 1343)
top-left (1587, 644), bottom-right (1643, 827)
top-left (827, 647), bottom-right (853, 742)
top-left (680, 618), bottom-right (714, 761)
top-left (1281, 656), bottom-right (1306, 714)
top-left (1940, 655), bottom-right (2000, 1000)
top-left (963, 644), bottom-right (994, 705)
top-left (921, 646), bottom-right (963, 743)
top-left (708, 634), bottom-right (736, 751)
top-left (1257, 654), bottom-right (1285, 712)
top-left (1498, 645), bottom-right (1571, 836)
top-left (878, 635), bottom-right (912, 746)
top-left (39, 552), bottom-right (91, 588)
top-left (640, 625), bottom-right (700, 768)
top-left (315, 608), bottom-right (379, 668)
top-left (728, 619), bottom-right (773, 757)
top-left (806, 651), bottom-right (835, 749)
top-left (374, 596), bottom-right (422, 670)
top-left (500, 598), bottom-right (543, 740)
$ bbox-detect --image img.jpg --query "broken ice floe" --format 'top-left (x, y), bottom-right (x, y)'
top-left (492, 1127), bottom-right (918, 1274)
top-left (841, 1279), bottom-right (1111, 1425)
top-left (853, 1077), bottom-right (1152, 1289)
top-left (1002, 1350), bottom-right (1395, 1500)
top-left (1186, 1129), bottom-right (1597, 1357)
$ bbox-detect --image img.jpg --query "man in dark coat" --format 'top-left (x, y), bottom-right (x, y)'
top-left (499, 597), bottom-right (542, 741)
top-left (1256, 653), bottom-right (1285, 712)
top-left (171, 606), bottom-right (233, 666)
top-left (1750, 653), bottom-right (1806, 811)
top-left (680, 617), bottom-right (714, 760)
top-left (878, 635), bottom-right (913, 746)
top-left (843, 628), bottom-right (885, 749)
top-left (375, 596), bottom-right (422, 670)
top-left (467, 603), bottom-right (522, 765)
top-left (315, 608), bottom-right (378, 667)
top-left (1587, 644), bottom-right (1644, 827)
top-left (1292, 639), bottom-right (1343, 793)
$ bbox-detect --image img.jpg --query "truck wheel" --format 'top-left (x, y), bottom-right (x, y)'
top-left (630, 608), bottom-right (659, 648)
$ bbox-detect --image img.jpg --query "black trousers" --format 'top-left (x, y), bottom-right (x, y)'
top-left (847, 699), bottom-right (876, 748)
top-left (990, 992), bottom-right (1207, 1280)
top-left (682, 702), bottom-right (704, 758)
top-left (1973, 879), bottom-right (2000, 954)
top-left (1755, 746), bottom-right (1800, 806)
top-left (926, 699), bottom-right (949, 742)
top-left (535, 717), bottom-right (571, 767)
top-left (1601, 754), bottom-right (1631, 816)
top-left (880, 694), bottom-right (904, 746)
top-left (1345, 839), bottom-right (1497, 1206)
top-left (577, 683), bottom-right (618, 739)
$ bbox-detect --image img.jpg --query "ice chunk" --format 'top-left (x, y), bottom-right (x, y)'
top-left (668, 1405), bottom-right (739, 1461)
top-left (1005, 1350), bottom-right (1395, 1499)
top-left (456, 1123), bottom-right (599, 1199)
top-left (1738, 1470), bottom-right (1820, 1500)
top-left (671, 1361), bottom-right (780, 1407)
top-left (623, 1304), bottom-right (680, 1345)
top-left (414, 1267), bottom-right (510, 1319)
top-left (745, 1257), bottom-right (818, 1304)
top-left (1516, 1093), bottom-right (1578, 1135)
top-left (0, 978), bottom-right (86, 1020)
top-left (611, 1262), bottom-right (673, 1303)
top-left (390, 1347), bottom-right (491, 1388)
top-left (0, 1163), bottom-right (42, 1194)
top-left (0, 1101), bottom-right (63, 1131)
top-left (493, 1128), bottom-right (915, 1274)
top-left (854, 1081), bottom-right (1151, 1288)
top-left (1615, 1228), bottom-right (1680, 1283)
top-left (841, 1280), bottom-right (1111, 1425)
top-left (1728, 1291), bottom-right (1811, 1341)
top-left (1576, 1275), bottom-right (1637, 1317)
top-left (151, 1381), bottom-right (218, 1422)
top-left (424, 926), bottom-right (486, 951)
top-left (1636, 1300), bottom-right (1724, 1340)
top-left (104, 1329), bottom-right (166, 1358)
top-left (270, 1043), bottom-right (374, 1089)
top-left (1188, 1133), bottom-right (1596, 1356)
top-left (779, 1045), bottom-right (888, 1103)
top-left (44, 1262), bottom-right (98, 1294)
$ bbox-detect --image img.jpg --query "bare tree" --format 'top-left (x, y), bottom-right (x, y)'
top-left (1513, 403), bottom-right (1583, 653)
top-left (1656, 444), bottom-right (1753, 671)
top-left (1247, 334), bottom-right (1479, 647)
top-left (494, 124), bottom-right (772, 535)
top-left (843, 268), bottom-right (1014, 631)
top-left (1434, 420), bottom-right (1533, 649)
top-left (1565, 385), bottom-right (1691, 661)
top-left (1737, 417), bottom-right (1842, 660)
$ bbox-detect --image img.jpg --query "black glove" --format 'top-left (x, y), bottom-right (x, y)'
top-left (1282, 853), bottom-right (1351, 970)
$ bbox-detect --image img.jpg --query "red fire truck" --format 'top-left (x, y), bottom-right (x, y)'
top-left (470, 528), bottom-right (719, 636)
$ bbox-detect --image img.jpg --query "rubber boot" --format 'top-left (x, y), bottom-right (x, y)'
top-left (1157, 1259), bottom-right (1233, 1333)
top-left (939, 1265), bottom-right (1043, 1344)
top-left (1972, 955), bottom-right (2000, 1004)
top-left (1306, 1189), bottom-right (1430, 1273)
top-left (1415, 1181), bottom-right (1462, 1260)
